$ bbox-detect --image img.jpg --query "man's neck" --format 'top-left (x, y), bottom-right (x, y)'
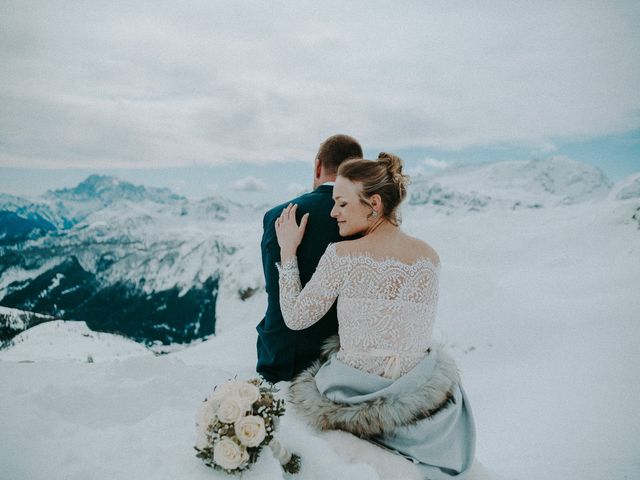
top-left (314, 176), bottom-right (336, 189)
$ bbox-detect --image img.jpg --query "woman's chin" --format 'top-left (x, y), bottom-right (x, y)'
top-left (338, 225), bottom-right (364, 237)
top-left (338, 226), bottom-right (350, 237)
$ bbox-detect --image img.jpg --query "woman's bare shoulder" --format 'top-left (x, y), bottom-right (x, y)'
top-left (333, 238), bottom-right (366, 257)
top-left (406, 236), bottom-right (441, 265)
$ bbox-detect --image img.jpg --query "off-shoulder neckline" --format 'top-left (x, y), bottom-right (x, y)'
top-left (327, 243), bottom-right (441, 271)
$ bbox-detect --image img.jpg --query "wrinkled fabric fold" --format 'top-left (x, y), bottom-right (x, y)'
top-left (291, 346), bottom-right (476, 479)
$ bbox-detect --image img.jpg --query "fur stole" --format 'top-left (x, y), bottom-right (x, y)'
top-left (288, 335), bottom-right (460, 438)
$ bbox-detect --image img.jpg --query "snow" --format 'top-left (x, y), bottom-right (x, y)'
top-left (0, 176), bottom-right (264, 302)
top-left (611, 172), bottom-right (640, 201)
top-left (1, 306), bottom-right (44, 330)
top-left (1, 306), bottom-right (27, 330)
top-left (0, 258), bottom-right (64, 298)
top-left (0, 320), bottom-right (153, 362)
top-left (40, 273), bottom-right (65, 297)
top-left (29, 197), bottom-right (260, 295)
top-left (1, 164), bottom-right (640, 479)
top-left (0, 305), bottom-right (56, 332)
top-left (410, 157), bottom-right (611, 210)
top-left (403, 200), bottom-right (640, 480)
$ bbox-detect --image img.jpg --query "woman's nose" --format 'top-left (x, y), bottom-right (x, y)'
top-left (330, 207), bottom-right (338, 218)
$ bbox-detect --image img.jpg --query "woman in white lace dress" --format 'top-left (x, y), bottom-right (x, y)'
top-left (275, 153), bottom-right (476, 479)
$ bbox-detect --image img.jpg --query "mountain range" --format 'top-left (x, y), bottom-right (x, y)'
top-left (0, 158), bottom-right (637, 346)
top-left (0, 174), bottom-right (262, 345)
top-left (408, 156), bottom-right (613, 211)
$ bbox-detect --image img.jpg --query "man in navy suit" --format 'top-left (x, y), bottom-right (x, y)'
top-left (256, 134), bottom-right (363, 383)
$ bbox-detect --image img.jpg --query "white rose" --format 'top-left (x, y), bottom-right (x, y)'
top-left (195, 397), bottom-right (220, 449)
top-left (197, 396), bottom-right (220, 423)
top-left (234, 415), bottom-right (267, 447)
top-left (195, 427), bottom-right (209, 450)
top-left (215, 380), bottom-right (243, 396)
top-left (236, 382), bottom-right (260, 408)
top-left (213, 438), bottom-right (248, 470)
top-left (217, 397), bottom-right (246, 424)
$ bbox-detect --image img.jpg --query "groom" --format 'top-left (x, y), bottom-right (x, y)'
top-left (256, 134), bottom-right (363, 383)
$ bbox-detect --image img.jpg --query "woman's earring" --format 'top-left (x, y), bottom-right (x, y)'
top-left (371, 211), bottom-right (378, 218)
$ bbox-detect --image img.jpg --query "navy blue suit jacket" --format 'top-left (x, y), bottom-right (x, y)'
top-left (256, 185), bottom-right (343, 382)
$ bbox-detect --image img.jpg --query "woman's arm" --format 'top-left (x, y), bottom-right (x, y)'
top-left (276, 244), bottom-right (343, 330)
top-left (275, 204), bottom-right (344, 330)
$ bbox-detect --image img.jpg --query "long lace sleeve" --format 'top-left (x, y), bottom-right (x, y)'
top-left (277, 243), bottom-right (346, 330)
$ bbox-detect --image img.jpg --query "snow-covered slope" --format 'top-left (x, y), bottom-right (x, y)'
top-left (610, 171), bottom-right (640, 201)
top-left (0, 305), bottom-right (54, 330)
top-left (409, 156), bottom-right (612, 211)
top-left (0, 305), bottom-right (57, 341)
top-left (0, 192), bottom-right (69, 229)
top-left (0, 320), bottom-right (152, 362)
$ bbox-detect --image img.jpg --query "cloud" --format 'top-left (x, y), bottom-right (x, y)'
top-left (232, 176), bottom-right (267, 192)
top-left (205, 183), bottom-right (220, 193)
top-left (406, 166), bottom-right (428, 178)
top-left (422, 158), bottom-right (449, 170)
top-left (287, 182), bottom-right (308, 197)
top-left (1, 1), bottom-right (639, 169)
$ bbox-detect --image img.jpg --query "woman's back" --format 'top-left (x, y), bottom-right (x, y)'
top-left (333, 236), bottom-right (440, 378)
top-left (278, 234), bottom-right (441, 379)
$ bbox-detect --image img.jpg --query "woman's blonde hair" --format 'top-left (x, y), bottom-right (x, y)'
top-left (337, 152), bottom-right (409, 225)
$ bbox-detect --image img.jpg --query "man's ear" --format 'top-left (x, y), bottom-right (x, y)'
top-left (314, 158), bottom-right (322, 179)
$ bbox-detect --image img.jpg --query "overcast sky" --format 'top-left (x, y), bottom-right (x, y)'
top-left (1, 1), bottom-right (639, 173)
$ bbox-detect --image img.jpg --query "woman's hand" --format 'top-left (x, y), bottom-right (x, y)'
top-left (275, 204), bottom-right (309, 260)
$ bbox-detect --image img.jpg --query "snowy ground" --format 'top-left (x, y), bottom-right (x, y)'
top-left (0, 320), bottom-right (153, 362)
top-left (1, 195), bottom-right (639, 480)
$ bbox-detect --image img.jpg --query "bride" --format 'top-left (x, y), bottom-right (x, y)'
top-left (274, 153), bottom-right (475, 479)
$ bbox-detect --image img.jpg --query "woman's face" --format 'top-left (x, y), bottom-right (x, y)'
top-left (330, 176), bottom-right (372, 236)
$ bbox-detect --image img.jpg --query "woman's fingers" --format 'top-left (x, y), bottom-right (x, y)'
top-left (279, 204), bottom-right (297, 224)
top-left (276, 204), bottom-right (308, 230)
top-left (275, 204), bottom-right (309, 253)
top-left (279, 204), bottom-right (291, 224)
top-left (299, 212), bottom-right (309, 235)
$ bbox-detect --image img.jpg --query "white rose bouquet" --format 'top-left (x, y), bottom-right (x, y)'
top-left (195, 378), bottom-right (300, 474)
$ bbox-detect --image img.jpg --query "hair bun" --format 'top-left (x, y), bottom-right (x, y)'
top-left (377, 152), bottom-right (408, 189)
top-left (376, 152), bottom-right (403, 175)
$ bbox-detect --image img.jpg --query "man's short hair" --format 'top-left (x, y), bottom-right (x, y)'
top-left (316, 134), bottom-right (363, 174)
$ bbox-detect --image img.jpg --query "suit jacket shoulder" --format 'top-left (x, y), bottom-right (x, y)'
top-left (264, 186), bottom-right (333, 223)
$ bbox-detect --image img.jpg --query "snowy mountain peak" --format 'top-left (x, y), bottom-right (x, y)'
top-left (409, 156), bottom-right (612, 210)
top-left (47, 174), bottom-right (186, 205)
top-left (610, 172), bottom-right (640, 201)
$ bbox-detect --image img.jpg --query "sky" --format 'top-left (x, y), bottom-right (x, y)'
top-left (1, 1), bottom-right (639, 203)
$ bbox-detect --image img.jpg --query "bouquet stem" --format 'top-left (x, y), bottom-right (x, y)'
top-left (269, 438), bottom-right (301, 473)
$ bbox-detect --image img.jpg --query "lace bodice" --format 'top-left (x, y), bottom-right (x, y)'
top-left (277, 243), bottom-right (440, 379)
